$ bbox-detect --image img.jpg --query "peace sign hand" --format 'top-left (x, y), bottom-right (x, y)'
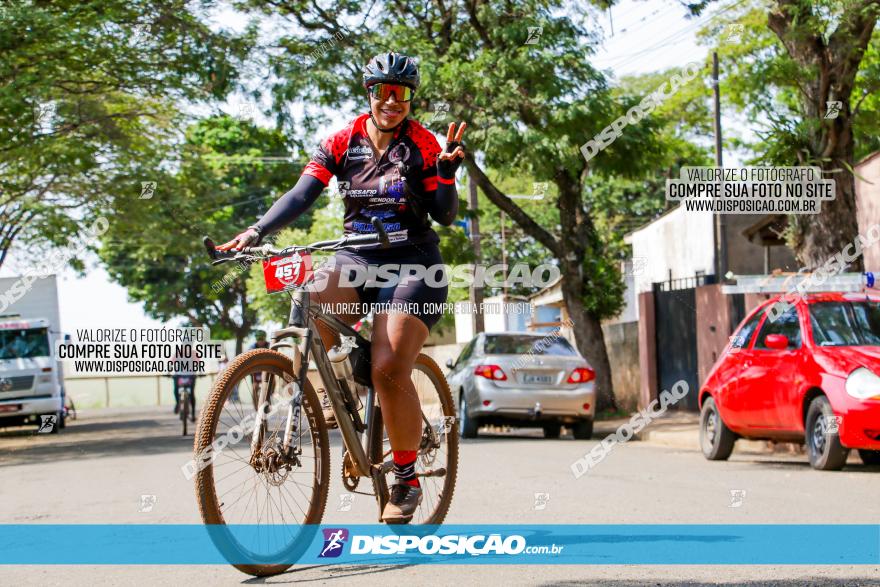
top-left (438, 122), bottom-right (466, 179)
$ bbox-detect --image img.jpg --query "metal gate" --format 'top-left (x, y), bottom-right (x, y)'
top-left (652, 276), bottom-right (711, 412)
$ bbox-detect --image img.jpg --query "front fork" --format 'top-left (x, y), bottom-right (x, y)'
top-left (248, 299), bottom-right (314, 465)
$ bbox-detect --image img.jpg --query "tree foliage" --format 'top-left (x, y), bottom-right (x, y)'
top-left (0, 0), bottom-right (253, 267)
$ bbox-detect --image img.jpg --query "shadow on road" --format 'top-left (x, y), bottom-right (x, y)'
top-left (543, 581), bottom-right (880, 587)
top-left (243, 564), bottom-right (411, 583)
top-left (0, 410), bottom-right (194, 467)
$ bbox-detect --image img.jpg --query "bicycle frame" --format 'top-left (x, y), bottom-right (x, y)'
top-left (252, 286), bottom-right (391, 514)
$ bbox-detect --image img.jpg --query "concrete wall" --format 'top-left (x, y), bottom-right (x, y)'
top-left (602, 321), bottom-right (640, 412)
top-left (722, 215), bottom-right (798, 274)
top-left (421, 343), bottom-right (465, 375)
top-left (65, 373), bottom-right (219, 409)
top-left (628, 206), bottom-right (715, 292)
top-left (637, 291), bottom-right (658, 410)
top-left (856, 152), bottom-right (880, 270)
top-left (695, 284), bottom-right (733, 388)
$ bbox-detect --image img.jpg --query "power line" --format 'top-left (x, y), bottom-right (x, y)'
top-left (603, 0), bottom-right (747, 71)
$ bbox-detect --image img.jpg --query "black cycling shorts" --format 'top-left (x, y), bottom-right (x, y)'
top-left (314, 242), bottom-right (448, 330)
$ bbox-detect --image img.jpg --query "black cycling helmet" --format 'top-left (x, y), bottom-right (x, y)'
top-left (362, 51), bottom-right (420, 90)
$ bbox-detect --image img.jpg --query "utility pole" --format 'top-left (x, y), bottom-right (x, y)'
top-left (500, 210), bottom-right (507, 301)
top-left (468, 174), bottom-right (485, 334)
top-left (712, 51), bottom-right (728, 282)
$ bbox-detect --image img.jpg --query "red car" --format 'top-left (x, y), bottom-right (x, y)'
top-left (699, 291), bottom-right (880, 470)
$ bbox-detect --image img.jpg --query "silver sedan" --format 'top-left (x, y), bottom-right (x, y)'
top-left (445, 332), bottom-right (596, 439)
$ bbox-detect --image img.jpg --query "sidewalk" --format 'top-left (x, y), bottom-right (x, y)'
top-left (593, 411), bottom-right (806, 455)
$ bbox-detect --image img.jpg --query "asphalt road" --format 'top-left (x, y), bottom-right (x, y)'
top-left (1, 407), bottom-right (878, 586)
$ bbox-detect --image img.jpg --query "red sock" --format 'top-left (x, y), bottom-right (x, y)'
top-left (392, 450), bottom-right (419, 487)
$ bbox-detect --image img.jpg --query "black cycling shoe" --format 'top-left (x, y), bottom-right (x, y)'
top-left (381, 483), bottom-right (422, 524)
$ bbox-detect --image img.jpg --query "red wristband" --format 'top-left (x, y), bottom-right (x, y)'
top-left (438, 176), bottom-right (455, 185)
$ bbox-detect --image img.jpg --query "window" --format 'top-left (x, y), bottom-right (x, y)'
top-left (730, 311), bottom-right (763, 350)
top-left (455, 338), bottom-right (477, 366)
top-left (483, 334), bottom-right (578, 356)
top-left (0, 328), bottom-right (50, 359)
top-left (810, 301), bottom-right (880, 347)
top-left (754, 306), bottom-right (802, 349)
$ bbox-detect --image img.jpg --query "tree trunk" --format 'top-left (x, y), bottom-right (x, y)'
top-left (767, 0), bottom-right (878, 270)
top-left (463, 157), bottom-right (620, 412)
top-left (560, 271), bottom-right (617, 413)
top-left (793, 143), bottom-right (862, 271)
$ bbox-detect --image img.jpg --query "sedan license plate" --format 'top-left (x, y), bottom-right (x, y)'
top-left (523, 374), bottom-right (553, 384)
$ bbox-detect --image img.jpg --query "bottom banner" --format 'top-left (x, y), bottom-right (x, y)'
top-left (1, 525), bottom-right (877, 565)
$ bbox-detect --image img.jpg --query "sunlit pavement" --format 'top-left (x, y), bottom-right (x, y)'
top-left (1, 407), bottom-right (878, 585)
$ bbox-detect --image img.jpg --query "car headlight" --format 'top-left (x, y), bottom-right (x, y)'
top-left (845, 367), bottom-right (880, 400)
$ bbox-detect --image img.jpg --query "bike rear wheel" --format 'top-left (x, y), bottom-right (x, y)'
top-left (372, 353), bottom-right (458, 524)
top-left (194, 348), bottom-right (330, 577)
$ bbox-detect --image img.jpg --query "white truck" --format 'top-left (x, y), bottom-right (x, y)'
top-left (0, 275), bottom-right (67, 432)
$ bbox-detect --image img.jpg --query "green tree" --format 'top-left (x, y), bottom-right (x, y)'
top-left (99, 116), bottom-right (305, 353)
top-left (0, 0), bottom-right (252, 267)
top-left (689, 0), bottom-right (880, 268)
top-left (234, 0), bottom-right (709, 410)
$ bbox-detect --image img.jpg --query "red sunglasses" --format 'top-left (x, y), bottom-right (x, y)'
top-left (368, 83), bottom-right (414, 102)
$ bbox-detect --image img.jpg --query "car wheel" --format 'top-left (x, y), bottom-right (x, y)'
top-left (700, 397), bottom-right (735, 460)
top-left (542, 423), bottom-right (562, 439)
top-left (805, 396), bottom-right (849, 471)
top-left (458, 394), bottom-right (479, 439)
top-left (572, 418), bottom-right (593, 440)
top-left (858, 449), bottom-right (880, 466)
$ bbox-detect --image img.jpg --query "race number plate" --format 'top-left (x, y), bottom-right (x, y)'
top-left (262, 252), bottom-right (313, 293)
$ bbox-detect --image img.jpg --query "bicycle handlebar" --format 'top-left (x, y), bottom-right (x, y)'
top-left (204, 216), bottom-right (391, 265)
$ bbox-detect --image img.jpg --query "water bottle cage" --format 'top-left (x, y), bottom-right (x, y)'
top-left (349, 342), bottom-right (372, 387)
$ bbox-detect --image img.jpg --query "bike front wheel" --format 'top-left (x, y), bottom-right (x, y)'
top-left (194, 348), bottom-right (330, 577)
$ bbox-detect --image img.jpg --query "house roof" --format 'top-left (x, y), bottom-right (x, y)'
top-left (527, 275), bottom-right (563, 306)
top-left (742, 214), bottom-right (788, 245)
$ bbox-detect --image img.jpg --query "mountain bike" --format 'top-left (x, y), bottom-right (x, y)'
top-left (194, 219), bottom-right (458, 577)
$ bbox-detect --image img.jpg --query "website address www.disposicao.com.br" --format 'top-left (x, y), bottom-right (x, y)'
top-left (317, 529), bottom-right (563, 560)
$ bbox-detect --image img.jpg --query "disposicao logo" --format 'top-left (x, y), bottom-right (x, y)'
top-left (319, 528), bottom-right (349, 558)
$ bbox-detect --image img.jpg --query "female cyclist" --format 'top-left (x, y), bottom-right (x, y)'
top-left (218, 51), bottom-right (465, 523)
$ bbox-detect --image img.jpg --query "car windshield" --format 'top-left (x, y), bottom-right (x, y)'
top-left (809, 301), bottom-right (880, 347)
top-left (0, 327), bottom-right (51, 359)
top-left (483, 334), bottom-right (578, 356)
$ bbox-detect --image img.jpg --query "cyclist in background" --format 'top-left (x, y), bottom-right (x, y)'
top-left (218, 51), bottom-right (465, 523)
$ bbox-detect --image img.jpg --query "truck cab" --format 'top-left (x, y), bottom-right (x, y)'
top-left (0, 318), bottom-right (65, 432)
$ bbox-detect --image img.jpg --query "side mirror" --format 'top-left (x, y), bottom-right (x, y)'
top-left (445, 358), bottom-right (454, 369)
top-left (765, 334), bottom-right (789, 350)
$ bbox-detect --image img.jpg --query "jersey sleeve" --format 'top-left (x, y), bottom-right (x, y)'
top-left (412, 128), bottom-right (443, 193)
top-left (302, 129), bottom-right (348, 185)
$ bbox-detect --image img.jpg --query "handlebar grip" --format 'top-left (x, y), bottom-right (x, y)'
top-left (203, 237), bottom-right (217, 260)
top-left (370, 217), bottom-right (391, 248)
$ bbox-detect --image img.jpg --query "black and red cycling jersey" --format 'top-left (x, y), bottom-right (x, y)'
top-left (253, 113), bottom-right (458, 248)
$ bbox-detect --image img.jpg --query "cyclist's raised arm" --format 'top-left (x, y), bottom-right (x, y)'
top-left (218, 134), bottom-right (342, 251)
top-left (420, 122), bottom-right (466, 227)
